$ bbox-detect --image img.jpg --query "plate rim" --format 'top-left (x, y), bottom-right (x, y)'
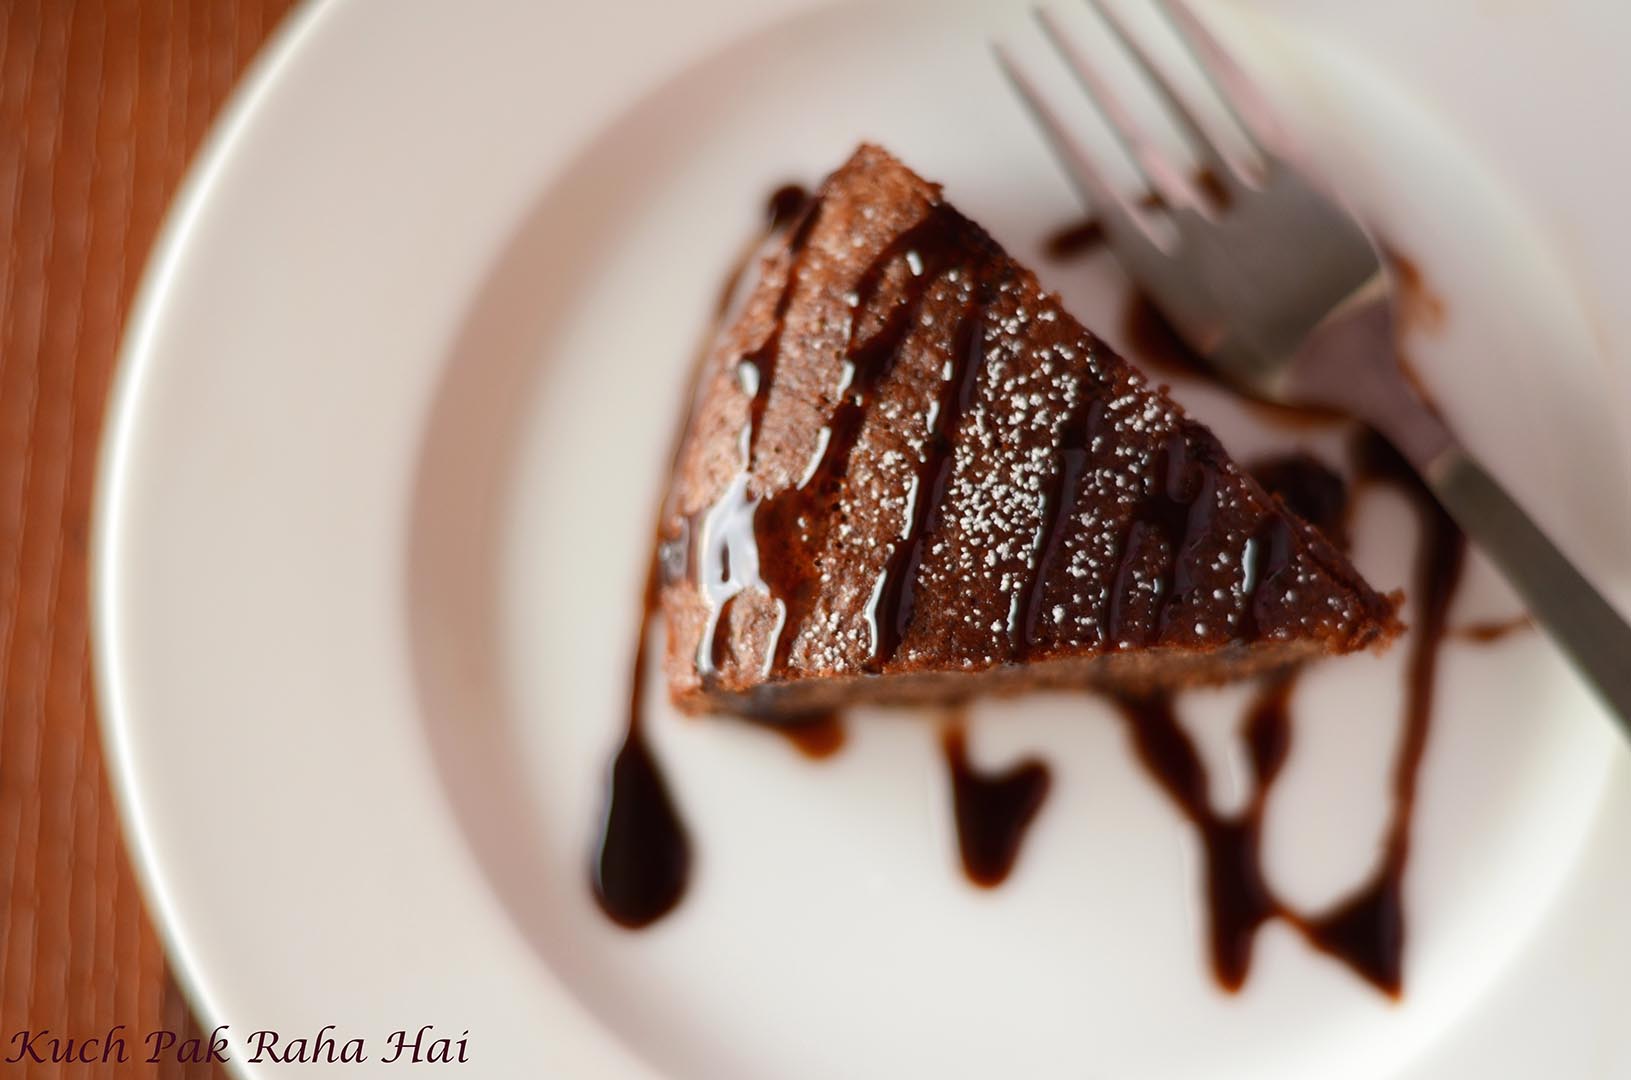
top-left (90, 0), bottom-right (345, 1050)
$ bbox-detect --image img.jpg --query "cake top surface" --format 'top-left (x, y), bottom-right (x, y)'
top-left (660, 145), bottom-right (1398, 696)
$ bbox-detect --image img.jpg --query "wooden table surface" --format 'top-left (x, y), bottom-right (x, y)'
top-left (2, 2), bottom-right (297, 1075)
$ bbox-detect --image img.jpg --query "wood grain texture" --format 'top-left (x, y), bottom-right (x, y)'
top-left (0, 1), bottom-right (297, 1075)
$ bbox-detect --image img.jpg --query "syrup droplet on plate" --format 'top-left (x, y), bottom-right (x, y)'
top-left (943, 715), bottom-right (1052, 888)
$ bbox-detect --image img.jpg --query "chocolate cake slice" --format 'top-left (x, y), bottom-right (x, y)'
top-left (659, 145), bottom-right (1399, 717)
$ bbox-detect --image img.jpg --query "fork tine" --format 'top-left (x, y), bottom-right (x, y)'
top-left (991, 42), bottom-right (1170, 254)
top-left (1155, 0), bottom-right (1283, 153)
top-left (1082, 0), bottom-right (1241, 186)
top-left (1032, 7), bottom-right (1198, 212)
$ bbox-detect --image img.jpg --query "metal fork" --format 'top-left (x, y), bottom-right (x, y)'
top-left (995, 0), bottom-right (1631, 731)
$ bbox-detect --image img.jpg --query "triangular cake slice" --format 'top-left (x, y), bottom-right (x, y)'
top-left (659, 145), bottom-right (1399, 716)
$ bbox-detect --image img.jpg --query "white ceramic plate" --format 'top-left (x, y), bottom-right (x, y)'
top-left (94, 1), bottom-right (1631, 1076)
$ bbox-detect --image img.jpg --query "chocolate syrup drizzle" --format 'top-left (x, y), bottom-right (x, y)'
top-left (1015, 396), bottom-right (1110, 655)
top-left (868, 284), bottom-right (993, 668)
top-left (1456, 614), bottom-right (1531, 644)
top-left (1113, 425), bottom-right (1228, 644)
top-left (943, 715), bottom-right (1052, 887)
top-left (592, 559), bottom-right (692, 929)
top-left (767, 711), bottom-right (847, 760)
top-left (1109, 439), bottom-right (1463, 995)
top-left (592, 186), bottom-right (813, 928)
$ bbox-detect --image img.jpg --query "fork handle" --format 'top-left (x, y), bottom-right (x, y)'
top-left (1296, 302), bottom-right (1631, 733)
top-left (1421, 448), bottom-right (1631, 729)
